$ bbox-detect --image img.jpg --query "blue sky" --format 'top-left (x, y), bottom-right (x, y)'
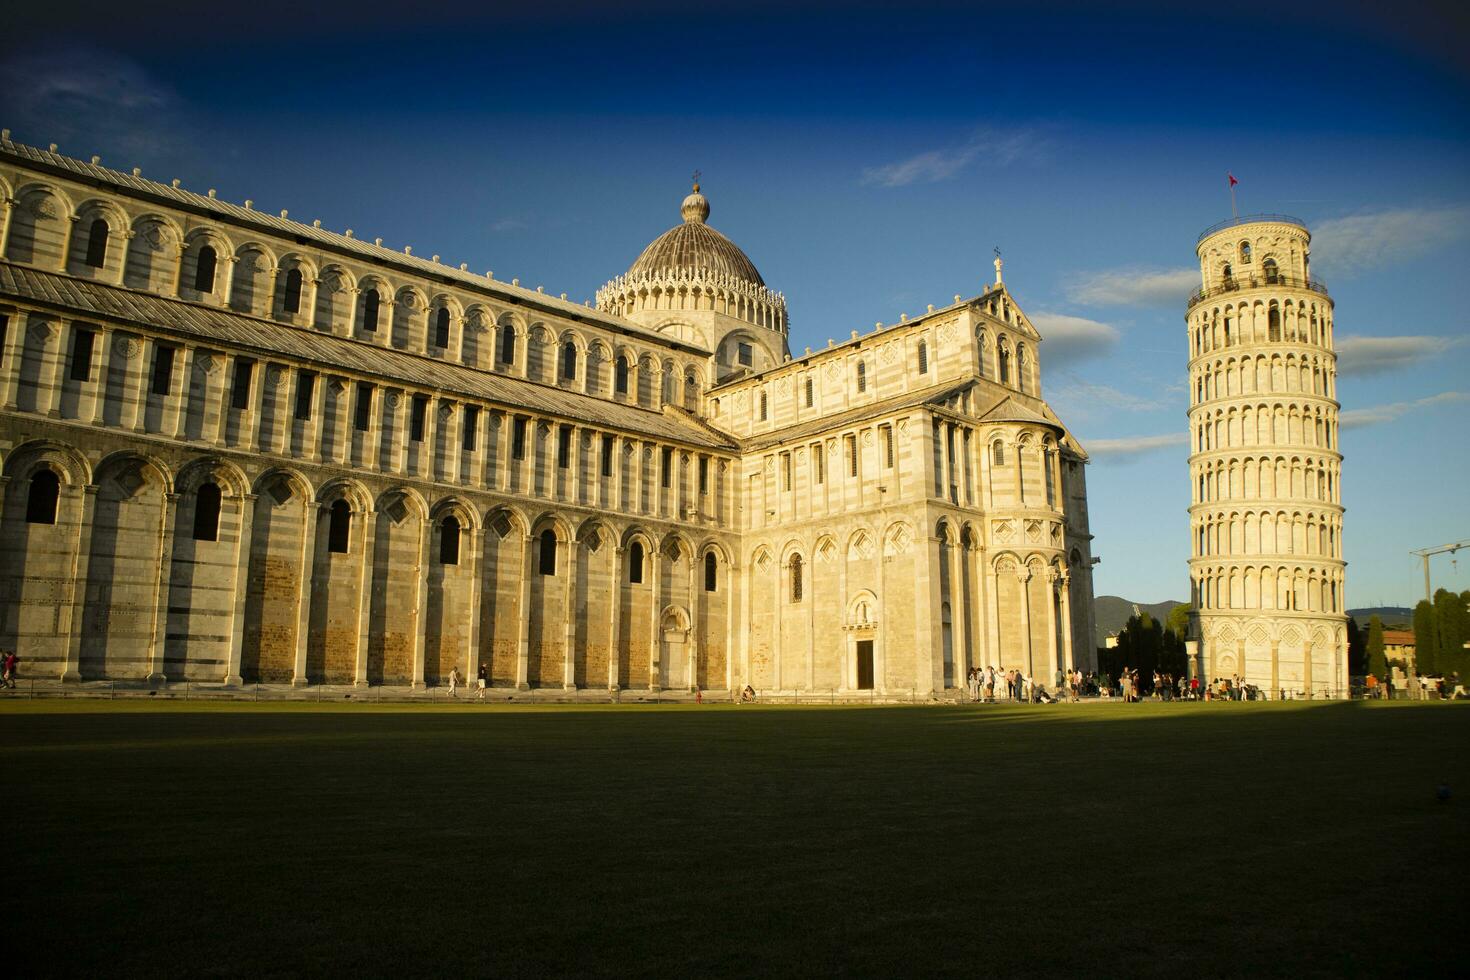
top-left (3, 0), bottom-right (1467, 606)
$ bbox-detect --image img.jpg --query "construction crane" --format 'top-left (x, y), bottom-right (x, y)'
top-left (1410, 540), bottom-right (1470, 602)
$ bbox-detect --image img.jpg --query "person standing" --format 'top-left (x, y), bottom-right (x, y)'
top-left (1, 649), bottom-right (16, 690)
top-left (476, 662), bottom-right (488, 700)
top-left (448, 666), bottom-right (459, 697)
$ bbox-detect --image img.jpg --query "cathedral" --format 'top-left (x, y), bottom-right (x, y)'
top-left (0, 133), bottom-right (1095, 696)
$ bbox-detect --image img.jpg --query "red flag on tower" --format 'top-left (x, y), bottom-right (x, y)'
top-left (1228, 172), bottom-right (1238, 187)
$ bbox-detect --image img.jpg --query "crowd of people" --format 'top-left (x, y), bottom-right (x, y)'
top-left (959, 664), bottom-right (1290, 702)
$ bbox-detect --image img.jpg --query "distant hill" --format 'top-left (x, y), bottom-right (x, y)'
top-left (1094, 595), bottom-right (1186, 649)
top-left (1348, 607), bottom-right (1413, 628)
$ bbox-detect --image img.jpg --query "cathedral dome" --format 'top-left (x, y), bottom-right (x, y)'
top-left (625, 183), bottom-right (765, 286)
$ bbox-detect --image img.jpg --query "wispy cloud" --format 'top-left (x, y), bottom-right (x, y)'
top-left (490, 218), bottom-right (526, 233)
top-left (1083, 432), bottom-right (1189, 463)
top-left (1336, 334), bottom-right (1464, 376)
top-left (1053, 374), bottom-right (1167, 415)
top-left (1030, 313), bottom-right (1121, 367)
top-left (1311, 206), bottom-right (1470, 277)
top-left (1340, 391), bottom-right (1469, 429)
top-left (1064, 266), bottom-right (1198, 307)
top-left (0, 45), bottom-right (185, 161)
top-left (860, 127), bottom-right (1044, 188)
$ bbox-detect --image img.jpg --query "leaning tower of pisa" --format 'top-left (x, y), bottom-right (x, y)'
top-left (1186, 216), bottom-right (1348, 697)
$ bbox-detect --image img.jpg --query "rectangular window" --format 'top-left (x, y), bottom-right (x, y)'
top-left (149, 344), bottom-right (175, 396)
top-left (294, 371), bottom-right (316, 421)
top-left (813, 444), bottom-right (825, 485)
top-left (737, 342), bottom-right (753, 367)
top-left (781, 452), bottom-right (791, 491)
top-left (69, 328), bottom-right (96, 382)
top-left (558, 425), bottom-right (572, 468)
top-left (410, 395), bottom-right (428, 442)
top-left (698, 456), bottom-right (709, 495)
top-left (847, 435), bottom-right (858, 477)
top-left (462, 405), bottom-right (479, 450)
top-left (882, 426), bottom-right (893, 468)
top-left (661, 446), bottom-right (672, 488)
top-left (354, 383), bottom-right (373, 431)
top-left (231, 359), bottom-right (253, 410)
top-left (512, 416), bottom-right (527, 459)
top-left (601, 434), bottom-right (614, 477)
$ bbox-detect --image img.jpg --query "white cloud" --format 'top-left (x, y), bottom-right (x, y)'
top-left (1083, 432), bottom-right (1189, 463)
top-left (1340, 391), bottom-right (1470, 429)
top-left (1336, 334), bottom-right (1463, 376)
top-left (860, 128), bottom-right (1043, 188)
top-left (1030, 313), bottom-right (1121, 367)
top-left (1311, 206), bottom-right (1470, 277)
top-left (1064, 267), bottom-right (1199, 307)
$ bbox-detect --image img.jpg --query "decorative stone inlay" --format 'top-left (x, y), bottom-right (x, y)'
top-left (267, 366), bottom-right (289, 388)
top-left (114, 335), bottom-right (143, 359)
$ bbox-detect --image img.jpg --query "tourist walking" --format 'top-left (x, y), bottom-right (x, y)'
top-left (1, 649), bottom-right (16, 689)
top-left (448, 666), bottom-right (459, 697)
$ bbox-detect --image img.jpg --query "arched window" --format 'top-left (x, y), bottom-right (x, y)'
top-left (193, 244), bottom-right (217, 292)
top-left (1017, 344), bottom-right (1029, 393)
top-left (1239, 241), bottom-right (1252, 264)
top-left (561, 341), bottom-right (577, 380)
top-left (83, 218), bottom-right (110, 269)
top-left (1263, 258), bottom-right (1279, 284)
top-left (789, 554), bottom-right (804, 603)
top-left (615, 356), bottom-right (629, 394)
top-left (998, 340), bottom-right (1011, 385)
top-left (192, 481), bottom-right (221, 541)
top-left (1222, 263), bottom-right (1233, 280)
top-left (759, 392), bottom-right (768, 421)
top-left (804, 377), bottom-right (813, 407)
top-left (433, 307), bottom-right (450, 348)
top-left (1268, 305), bottom-right (1281, 341)
top-left (362, 288), bottom-right (380, 332)
top-left (327, 499), bottom-right (351, 553)
top-left (704, 552), bottom-right (718, 592)
top-left (538, 529), bottom-right (557, 575)
top-left (1043, 448), bottom-right (1056, 506)
top-left (500, 325), bottom-right (517, 364)
top-left (917, 340), bottom-right (929, 374)
top-left (992, 442), bottom-right (1005, 466)
top-left (629, 541), bottom-right (644, 584)
top-left (283, 268), bottom-right (303, 314)
top-left (25, 469), bottom-right (60, 524)
top-left (439, 516), bottom-right (461, 565)
top-left (856, 360), bottom-right (867, 393)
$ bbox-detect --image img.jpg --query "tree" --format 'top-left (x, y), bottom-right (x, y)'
top-left (1100, 612), bottom-right (1189, 689)
top-left (1366, 615), bottom-right (1387, 678)
top-left (1167, 603), bottom-right (1191, 639)
top-left (1346, 616), bottom-right (1367, 676)
top-left (1433, 588), bottom-right (1468, 684)
top-left (1413, 599), bottom-right (1439, 675)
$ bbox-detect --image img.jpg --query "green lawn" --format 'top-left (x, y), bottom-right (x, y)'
top-left (4, 700), bottom-right (1465, 977)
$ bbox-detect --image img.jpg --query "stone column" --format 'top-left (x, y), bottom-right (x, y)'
top-left (688, 552), bottom-right (700, 692)
top-left (837, 550), bottom-right (849, 690)
top-left (246, 361), bottom-right (269, 453)
top-left (0, 197), bottom-right (15, 258)
top-left (170, 346), bottom-right (195, 439)
top-left (1017, 567), bottom-right (1033, 680)
top-left (1044, 568), bottom-right (1060, 692)
top-left (0, 310), bottom-right (29, 410)
top-left (354, 510), bottom-right (378, 687)
top-left (224, 493), bottom-right (256, 686)
top-left (516, 533), bottom-right (532, 690)
top-left (988, 562), bottom-right (1002, 669)
top-left (949, 537), bottom-right (967, 687)
top-left (411, 514), bottom-right (430, 690)
top-left (649, 547), bottom-right (663, 691)
top-left (875, 533), bottom-right (886, 692)
top-left (44, 320), bottom-right (71, 419)
top-left (122, 334), bottom-right (149, 429)
top-left (291, 502), bottom-right (320, 687)
top-left (60, 485), bottom-right (98, 682)
top-left (210, 354), bottom-right (235, 447)
top-left (1270, 640), bottom-right (1280, 698)
top-left (1303, 638), bottom-right (1314, 698)
top-left (562, 537), bottom-right (578, 690)
top-left (85, 325), bottom-right (112, 424)
top-left (1058, 574), bottom-right (1074, 672)
top-left (608, 545), bottom-right (623, 692)
top-left (421, 397), bottom-right (439, 482)
top-left (145, 491), bottom-right (179, 685)
top-left (939, 421), bottom-right (953, 501)
top-left (464, 526), bottom-right (484, 683)
top-left (305, 374), bottom-right (328, 462)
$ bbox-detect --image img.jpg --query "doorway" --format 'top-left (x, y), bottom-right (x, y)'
top-left (856, 639), bottom-right (874, 690)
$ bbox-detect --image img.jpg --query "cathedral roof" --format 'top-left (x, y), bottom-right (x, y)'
top-left (975, 395), bottom-right (1055, 427)
top-left (624, 184), bottom-right (766, 286)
